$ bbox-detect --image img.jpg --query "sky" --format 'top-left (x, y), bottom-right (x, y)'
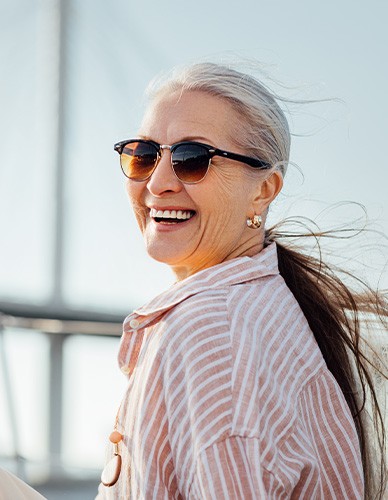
top-left (1, 0), bottom-right (387, 310)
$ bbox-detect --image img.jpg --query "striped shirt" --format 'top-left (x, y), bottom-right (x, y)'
top-left (97, 243), bottom-right (364, 499)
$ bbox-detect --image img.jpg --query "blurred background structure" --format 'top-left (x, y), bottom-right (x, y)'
top-left (0, 0), bottom-right (387, 498)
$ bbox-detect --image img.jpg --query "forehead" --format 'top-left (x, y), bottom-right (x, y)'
top-left (139, 90), bottom-right (239, 146)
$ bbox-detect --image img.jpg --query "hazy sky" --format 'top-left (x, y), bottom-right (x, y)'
top-left (1, 0), bottom-right (387, 310)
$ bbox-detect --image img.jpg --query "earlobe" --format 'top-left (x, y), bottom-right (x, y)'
top-left (252, 171), bottom-right (283, 215)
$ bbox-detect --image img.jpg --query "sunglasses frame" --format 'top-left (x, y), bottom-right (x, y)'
top-left (114, 138), bottom-right (272, 183)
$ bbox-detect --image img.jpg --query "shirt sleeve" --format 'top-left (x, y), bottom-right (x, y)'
top-left (188, 436), bottom-right (268, 499)
top-left (188, 371), bottom-right (365, 500)
top-left (295, 371), bottom-right (364, 499)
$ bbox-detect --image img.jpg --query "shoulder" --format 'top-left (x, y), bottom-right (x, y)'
top-left (157, 272), bottom-right (327, 415)
top-left (223, 274), bottom-right (330, 441)
top-left (226, 271), bottom-right (327, 377)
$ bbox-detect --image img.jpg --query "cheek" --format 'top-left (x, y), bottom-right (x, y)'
top-left (125, 180), bottom-right (147, 228)
top-left (125, 180), bottom-right (143, 207)
top-left (198, 167), bottom-right (252, 217)
top-left (188, 176), bottom-right (231, 220)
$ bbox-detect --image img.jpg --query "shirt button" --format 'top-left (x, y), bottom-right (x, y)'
top-left (121, 366), bottom-right (130, 374)
top-left (129, 319), bottom-right (140, 329)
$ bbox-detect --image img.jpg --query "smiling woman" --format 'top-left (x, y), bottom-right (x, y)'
top-left (97, 63), bottom-right (387, 499)
top-left (124, 90), bottom-right (282, 280)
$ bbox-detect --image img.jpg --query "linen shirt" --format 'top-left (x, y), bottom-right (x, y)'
top-left (97, 243), bottom-right (364, 499)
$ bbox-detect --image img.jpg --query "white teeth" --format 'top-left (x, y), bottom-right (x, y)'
top-left (150, 208), bottom-right (194, 220)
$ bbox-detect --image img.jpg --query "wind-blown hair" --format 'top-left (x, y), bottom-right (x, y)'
top-left (147, 62), bottom-right (388, 499)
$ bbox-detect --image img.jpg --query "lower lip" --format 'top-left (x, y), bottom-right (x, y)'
top-left (150, 215), bottom-right (196, 231)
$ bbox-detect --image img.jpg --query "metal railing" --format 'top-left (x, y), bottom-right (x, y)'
top-left (0, 302), bottom-right (124, 487)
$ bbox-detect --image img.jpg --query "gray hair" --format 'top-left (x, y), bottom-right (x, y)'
top-left (146, 62), bottom-right (290, 177)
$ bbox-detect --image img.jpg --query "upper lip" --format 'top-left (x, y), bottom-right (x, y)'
top-left (147, 205), bottom-right (196, 212)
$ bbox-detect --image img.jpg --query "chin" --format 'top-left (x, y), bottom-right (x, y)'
top-left (145, 245), bottom-right (186, 266)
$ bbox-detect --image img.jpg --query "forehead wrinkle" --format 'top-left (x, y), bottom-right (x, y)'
top-left (139, 118), bottom-right (221, 146)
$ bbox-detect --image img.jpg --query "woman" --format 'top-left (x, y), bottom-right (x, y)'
top-left (97, 63), bottom-right (387, 499)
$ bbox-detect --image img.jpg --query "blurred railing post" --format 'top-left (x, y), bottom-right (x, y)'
top-left (52, 0), bottom-right (67, 309)
top-left (47, 332), bottom-right (67, 477)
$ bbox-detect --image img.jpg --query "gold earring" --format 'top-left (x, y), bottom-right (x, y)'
top-left (246, 214), bottom-right (262, 229)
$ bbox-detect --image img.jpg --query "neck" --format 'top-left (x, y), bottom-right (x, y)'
top-left (171, 234), bottom-right (265, 282)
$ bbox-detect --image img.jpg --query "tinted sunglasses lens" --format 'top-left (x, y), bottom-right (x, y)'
top-left (120, 141), bottom-right (158, 180)
top-left (172, 144), bottom-right (210, 183)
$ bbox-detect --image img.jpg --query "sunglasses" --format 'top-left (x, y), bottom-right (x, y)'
top-left (114, 139), bottom-right (271, 184)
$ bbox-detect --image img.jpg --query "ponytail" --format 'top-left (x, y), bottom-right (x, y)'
top-left (265, 225), bottom-right (387, 499)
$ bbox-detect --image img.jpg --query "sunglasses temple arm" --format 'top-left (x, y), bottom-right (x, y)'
top-left (213, 149), bottom-right (271, 170)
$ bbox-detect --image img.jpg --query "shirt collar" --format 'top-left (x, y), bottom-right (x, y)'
top-left (123, 243), bottom-right (279, 333)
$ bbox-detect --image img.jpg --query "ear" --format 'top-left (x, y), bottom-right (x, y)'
top-left (252, 170), bottom-right (283, 215)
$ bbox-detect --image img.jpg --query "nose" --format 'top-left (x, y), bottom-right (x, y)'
top-left (146, 147), bottom-right (183, 196)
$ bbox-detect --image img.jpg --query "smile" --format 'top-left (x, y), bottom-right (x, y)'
top-left (150, 208), bottom-right (196, 224)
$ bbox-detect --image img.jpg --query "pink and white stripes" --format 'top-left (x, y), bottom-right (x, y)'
top-left (97, 243), bottom-right (363, 499)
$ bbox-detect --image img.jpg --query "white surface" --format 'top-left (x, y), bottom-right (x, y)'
top-left (0, 467), bottom-right (46, 500)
